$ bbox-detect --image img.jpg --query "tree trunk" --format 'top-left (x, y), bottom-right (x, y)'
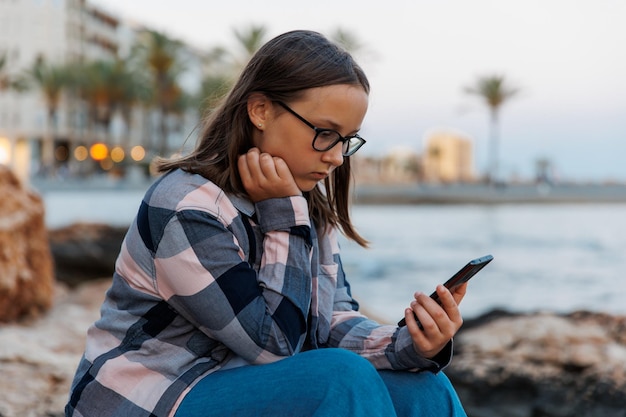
top-left (158, 107), bottom-right (168, 157)
top-left (41, 108), bottom-right (56, 174)
top-left (488, 109), bottom-right (500, 184)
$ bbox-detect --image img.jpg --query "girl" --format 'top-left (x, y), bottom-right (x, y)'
top-left (66, 30), bottom-right (467, 417)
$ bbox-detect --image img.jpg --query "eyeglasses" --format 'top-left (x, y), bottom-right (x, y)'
top-left (275, 101), bottom-right (366, 157)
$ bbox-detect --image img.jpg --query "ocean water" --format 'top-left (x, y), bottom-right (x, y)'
top-left (40, 188), bottom-right (626, 323)
top-left (340, 204), bottom-right (626, 322)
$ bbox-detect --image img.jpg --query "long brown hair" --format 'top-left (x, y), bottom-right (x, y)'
top-left (155, 30), bottom-right (369, 247)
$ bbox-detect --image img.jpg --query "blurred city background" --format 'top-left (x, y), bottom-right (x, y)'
top-left (1, 3), bottom-right (626, 414)
top-left (1, 0), bottom-right (623, 317)
top-left (1, 0), bottom-right (625, 189)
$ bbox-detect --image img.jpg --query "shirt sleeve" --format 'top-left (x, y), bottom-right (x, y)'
top-left (153, 195), bottom-right (313, 365)
top-left (324, 227), bottom-right (453, 373)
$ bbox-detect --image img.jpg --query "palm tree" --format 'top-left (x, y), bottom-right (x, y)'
top-left (0, 52), bottom-right (10, 92)
top-left (464, 74), bottom-right (519, 184)
top-left (115, 61), bottom-right (152, 150)
top-left (196, 25), bottom-right (268, 116)
top-left (21, 58), bottom-right (70, 172)
top-left (232, 25), bottom-right (267, 70)
top-left (74, 60), bottom-right (118, 142)
top-left (197, 73), bottom-right (230, 115)
top-left (330, 28), bottom-right (363, 53)
top-left (0, 52), bottom-right (27, 93)
top-left (132, 30), bottom-right (186, 157)
top-left (73, 59), bottom-right (146, 145)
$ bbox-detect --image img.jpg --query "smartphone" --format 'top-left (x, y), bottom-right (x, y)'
top-left (397, 254), bottom-right (493, 327)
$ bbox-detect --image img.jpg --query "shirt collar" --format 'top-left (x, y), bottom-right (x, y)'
top-left (227, 193), bottom-right (255, 217)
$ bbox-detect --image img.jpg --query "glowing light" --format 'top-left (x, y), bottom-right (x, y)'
top-left (130, 145), bottom-right (146, 162)
top-left (100, 159), bottom-right (113, 170)
top-left (74, 146), bottom-right (89, 161)
top-left (90, 143), bottom-right (108, 161)
top-left (55, 145), bottom-right (69, 161)
top-left (110, 146), bottom-right (125, 163)
top-left (0, 137), bottom-right (10, 164)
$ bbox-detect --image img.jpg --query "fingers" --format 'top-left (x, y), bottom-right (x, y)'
top-left (405, 287), bottom-right (464, 358)
top-left (433, 285), bottom-right (463, 331)
top-left (404, 295), bottom-right (443, 358)
top-left (272, 156), bottom-right (292, 180)
top-left (239, 148), bottom-right (277, 181)
top-left (412, 291), bottom-right (452, 335)
top-left (238, 148), bottom-right (300, 202)
top-left (237, 148), bottom-right (255, 186)
top-left (450, 282), bottom-right (468, 305)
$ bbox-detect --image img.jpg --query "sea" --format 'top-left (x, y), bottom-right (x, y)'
top-left (40, 186), bottom-right (626, 324)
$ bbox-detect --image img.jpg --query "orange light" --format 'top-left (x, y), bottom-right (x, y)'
top-left (130, 145), bottom-right (146, 161)
top-left (111, 146), bottom-right (125, 163)
top-left (90, 143), bottom-right (108, 161)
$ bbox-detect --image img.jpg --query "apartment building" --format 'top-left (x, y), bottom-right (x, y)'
top-left (422, 128), bottom-right (475, 183)
top-left (0, 0), bottom-right (203, 183)
top-left (0, 0), bottom-right (117, 180)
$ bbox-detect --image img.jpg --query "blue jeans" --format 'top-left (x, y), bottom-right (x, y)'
top-left (175, 348), bottom-right (466, 417)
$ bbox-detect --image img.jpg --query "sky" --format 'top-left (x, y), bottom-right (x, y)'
top-left (91, 0), bottom-right (626, 182)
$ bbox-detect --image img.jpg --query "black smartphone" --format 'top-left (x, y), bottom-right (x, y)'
top-left (397, 254), bottom-right (493, 327)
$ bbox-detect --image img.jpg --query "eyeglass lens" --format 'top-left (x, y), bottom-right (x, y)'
top-left (314, 131), bottom-right (364, 156)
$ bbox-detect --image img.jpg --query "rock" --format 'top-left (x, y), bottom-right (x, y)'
top-left (48, 222), bottom-right (128, 287)
top-left (0, 165), bottom-right (55, 322)
top-left (2, 273), bottom-right (625, 417)
top-left (0, 278), bottom-right (110, 417)
top-left (447, 310), bottom-right (626, 417)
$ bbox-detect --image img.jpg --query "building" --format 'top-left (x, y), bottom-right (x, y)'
top-left (422, 128), bottom-right (475, 183)
top-left (353, 146), bottom-right (421, 185)
top-left (0, 0), bottom-right (205, 184)
top-left (0, 0), bottom-right (116, 180)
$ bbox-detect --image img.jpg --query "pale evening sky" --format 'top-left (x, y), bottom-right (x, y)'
top-left (92, 0), bottom-right (626, 182)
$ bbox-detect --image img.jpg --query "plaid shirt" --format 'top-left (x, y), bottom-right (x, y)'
top-left (66, 169), bottom-right (451, 417)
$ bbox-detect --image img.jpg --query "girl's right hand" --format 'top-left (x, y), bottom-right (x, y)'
top-left (238, 147), bottom-right (301, 202)
top-left (403, 283), bottom-right (466, 359)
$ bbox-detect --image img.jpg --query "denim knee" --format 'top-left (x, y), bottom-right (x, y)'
top-left (305, 348), bottom-right (380, 382)
top-left (378, 370), bottom-right (467, 417)
top-left (176, 348), bottom-right (398, 417)
top-left (301, 349), bottom-right (397, 417)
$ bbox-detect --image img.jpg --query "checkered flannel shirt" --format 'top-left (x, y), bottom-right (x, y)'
top-left (66, 168), bottom-right (451, 417)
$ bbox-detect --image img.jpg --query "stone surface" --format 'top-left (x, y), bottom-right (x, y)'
top-left (0, 279), bottom-right (109, 417)
top-left (1, 275), bottom-right (625, 416)
top-left (447, 310), bottom-right (626, 417)
top-left (0, 165), bottom-right (55, 322)
top-left (48, 222), bottom-right (127, 287)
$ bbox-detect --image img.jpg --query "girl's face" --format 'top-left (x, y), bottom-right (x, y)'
top-left (252, 84), bottom-right (369, 192)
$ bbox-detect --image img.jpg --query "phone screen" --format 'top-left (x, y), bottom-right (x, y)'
top-left (397, 254), bottom-right (493, 327)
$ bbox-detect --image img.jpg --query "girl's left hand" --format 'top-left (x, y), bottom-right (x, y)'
top-left (238, 147), bottom-right (301, 202)
top-left (403, 283), bottom-right (467, 359)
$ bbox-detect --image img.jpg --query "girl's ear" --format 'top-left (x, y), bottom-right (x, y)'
top-left (247, 93), bottom-right (270, 130)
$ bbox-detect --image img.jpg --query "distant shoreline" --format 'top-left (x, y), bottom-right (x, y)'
top-left (353, 182), bottom-right (626, 205)
top-left (30, 177), bottom-right (626, 205)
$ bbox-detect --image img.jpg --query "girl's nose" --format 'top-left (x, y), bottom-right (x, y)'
top-left (321, 142), bottom-right (345, 167)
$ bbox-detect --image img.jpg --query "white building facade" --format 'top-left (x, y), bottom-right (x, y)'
top-left (0, 0), bottom-right (205, 183)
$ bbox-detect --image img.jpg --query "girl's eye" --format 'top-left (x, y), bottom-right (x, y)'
top-left (317, 130), bottom-right (340, 141)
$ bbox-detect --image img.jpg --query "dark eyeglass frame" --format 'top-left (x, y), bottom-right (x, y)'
top-left (275, 101), bottom-right (366, 157)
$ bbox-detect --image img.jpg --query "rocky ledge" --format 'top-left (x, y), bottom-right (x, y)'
top-left (447, 310), bottom-right (626, 417)
top-left (0, 279), bottom-right (110, 417)
top-left (1, 280), bottom-right (625, 417)
top-left (48, 222), bottom-right (127, 287)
